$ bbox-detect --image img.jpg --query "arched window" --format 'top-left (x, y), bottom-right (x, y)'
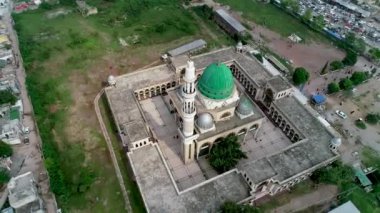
top-left (250, 124), bottom-right (259, 131)
top-left (220, 112), bottom-right (231, 119)
top-left (238, 128), bottom-right (247, 135)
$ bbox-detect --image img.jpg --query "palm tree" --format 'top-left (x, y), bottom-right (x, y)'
top-left (209, 134), bottom-right (247, 173)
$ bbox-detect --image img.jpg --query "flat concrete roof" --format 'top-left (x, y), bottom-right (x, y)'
top-left (168, 39), bottom-right (207, 57)
top-left (105, 65), bottom-right (176, 146)
top-left (267, 76), bottom-right (292, 93)
top-left (128, 144), bottom-right (250, 212)
top-left (239, 158), bottom-right (277, 184)
top-left (215, 9), bottom-right (246, 33)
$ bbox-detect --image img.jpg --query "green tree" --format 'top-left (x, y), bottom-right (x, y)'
top-left (330, 60), bottom-right (344, 71)
top-left (327, 82), bottom-right (340, 94)
top-left (303, 9), bottom-right (313, 21)
top-left (209, 134), bottom-right (247, 173)
top-left (0, 89), bottom-right (17, 105)
top-left (221, 201), bottom-right (260, 213)
top-left (365, 113), bottom-right (379, 125)
top-left (369, 48), bottom-right (380, 60)
top-left (320, 62), bottom-right (329, 75)
top-left (0, 141), bottom-right (12, 158)
top-left (292, 67), bottom-right (310, 85)
top-left (289, 0), bottom-right (300, 13)
top-left (0, 169), bottom-right (10, 185)
top-left (314, 15), bottom-right (325, 29)
top-left (339, 78), bottom-right (354, 90)
top-left (342, 50), bottom-right (358, 66)
top-left (350, 71), bottom-right (367, 85)
top-left (345, 32), bottom-right (366, 54)
top-left (311, 161), bottom-right (354, 185)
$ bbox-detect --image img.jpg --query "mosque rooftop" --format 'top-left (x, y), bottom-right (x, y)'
top-left (267, 76), bottom-right (292, 92)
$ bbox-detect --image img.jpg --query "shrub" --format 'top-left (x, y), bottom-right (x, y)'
top-left (209, 134), bottom-right (247, 173)
top-left (292, 67), bottom-right (310, 85)
top-left (327, 82), bottom-right (340, 94)
top-left (0, 89), bottom-right (17, 105)
top-left (254, 53), bottom-right (263, 63)
top-left (0, 141), bottom-right (12, 158)
top-left (350, 71), bottom-right (367, 85)
top-left (221, 201), bottom-right (260, 213)
top-left (339, 78), bottom-right (353, 90)
top-left (342, 50), bottom-right (357, 66)
top-left (330, 60), bottom-right (344, 71)
top-left (365, 113), bottom-right (379, 125)
top-left (0, 169), bottom-right (10, 185)
top-left (355, 120), bottom-right (366, 129)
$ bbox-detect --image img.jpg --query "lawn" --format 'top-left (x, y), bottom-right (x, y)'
top-left (13, 0), bottom-right (210, 211)
top-left (216, 0), bottom-right (328, 43)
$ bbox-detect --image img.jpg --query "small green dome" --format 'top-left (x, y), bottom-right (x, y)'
top-left (197, 63), bottom-right (234, 100)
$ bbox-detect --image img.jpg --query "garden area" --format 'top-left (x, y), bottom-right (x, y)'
top-left (12, 0), bottom-right (218, 211)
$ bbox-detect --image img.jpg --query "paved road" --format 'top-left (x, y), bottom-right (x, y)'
top-left (94, 89), bottom-right (132, 212)
top-left (2, 7), bottom-right (57, 212)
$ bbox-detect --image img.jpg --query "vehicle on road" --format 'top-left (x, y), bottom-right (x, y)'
top-left (335, 110), bottom-right (347, 119)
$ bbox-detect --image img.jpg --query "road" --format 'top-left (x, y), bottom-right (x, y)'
top-left (94, 89), bottom-right (132, 212)
top-left (1, 5), bottom-right (57, 212)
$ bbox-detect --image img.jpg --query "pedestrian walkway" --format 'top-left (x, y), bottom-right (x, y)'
top-left (271, 184), bottom-right (338, 213)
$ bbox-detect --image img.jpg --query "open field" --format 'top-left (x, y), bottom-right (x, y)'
top-left (216, 0), bottom-right (327, 42)
top-left (13, 0), bottom-right (231, 211)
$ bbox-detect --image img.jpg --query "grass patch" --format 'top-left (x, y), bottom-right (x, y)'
top-left (216, 0), bottom-right (328, 43)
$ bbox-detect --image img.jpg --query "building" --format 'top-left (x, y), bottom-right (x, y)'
top-left (105, 45), bottom-right (341, 212)
top-left (7, 172), bottom-right (44, 213)
top-left (167, 39), bottom-right (207, 57)
top-left (329, 201), bottom-right (360, 213)
top-left (214, 9), bottom-right (246, 37)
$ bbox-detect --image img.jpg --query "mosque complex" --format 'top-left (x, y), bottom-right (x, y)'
top-left (104, 44), bottom-right (342, 212)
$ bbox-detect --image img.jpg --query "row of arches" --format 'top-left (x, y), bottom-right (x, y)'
top-left (134, 81), bottom-right (177, 100)
top-left (229, 64), bottom-right (257, 99)
top-left (196, 124), bottom-right (259, 158)
top-left (268, 107), bottom-right (301, 143)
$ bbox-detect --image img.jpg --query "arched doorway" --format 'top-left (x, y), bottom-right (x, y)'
top-left (198, 143), bottom-right (210, 157)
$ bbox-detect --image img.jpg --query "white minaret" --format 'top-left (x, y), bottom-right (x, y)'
top-left (180, 60), bottom-right (197, 163)
top-left (182, 60), bottom-right (196, 136)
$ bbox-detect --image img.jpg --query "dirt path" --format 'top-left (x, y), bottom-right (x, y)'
top-left (271, 185), bottom-right (338, 213)
top-left (94, 89), bottom-right (132, 212)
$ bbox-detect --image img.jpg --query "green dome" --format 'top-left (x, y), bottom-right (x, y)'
top-left (197, 63), bottom-right (234, 100)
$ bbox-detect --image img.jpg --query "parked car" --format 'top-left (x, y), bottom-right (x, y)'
top-left (335, 110), bottom-right (347, 119)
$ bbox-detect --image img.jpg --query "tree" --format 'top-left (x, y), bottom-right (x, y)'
top-left (345, 32), bottom-right (366, 54)
top-left (320, 62), bottom-right (329, 75)
top-left (365, 113), bottom-right (379, 125)
top-left (0, 89), bottom-right (17, 106)
top-left (314, 15), bottom-right (325, 29)
top-left (369, 48), bottom-right (380, 60)
top-left (329, 60), bottom-right (344, 71)
top-left (342, 50), bottom-right (357, 66)
top-left (0, 169), bottom-right (10, 185)
top-left (221, 201), bottom-right (260, 213)
top-left (254, 53), bottom-right (263, 63)
top-left (350, 71), bottom-right (367, 85)
top-left (289, 0), bottom-right (300, 14)
top-left (339, 78), bottom-right (353, 90)
top-left (311, 161), bottom-right (354, 186)
top-left (209, 134), bottom-right (247, 173)
top-left (292, 67), bottom-right (310, 85)
top-left (0, 141), bottom-right (12, 158)
top-left (327, 82), bottom-right (340, 94)
top-left (303, 9), bottom-right (313, 21)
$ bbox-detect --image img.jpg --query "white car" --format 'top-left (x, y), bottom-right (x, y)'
top-left (335, 110), bottom-right (347, 119)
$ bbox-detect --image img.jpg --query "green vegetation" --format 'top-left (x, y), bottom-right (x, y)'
top-left (13, 0), bottom-right (204, 211)
top-left (365, 113), bottom-right (380, 125)
top-left (0, 141), bottom-right (13, 158)
top-left (369, 48), bottom-right (380, 61)
top-left (327, 82), bottom-right (340, 94)
top-left (339, 78), bottom-right (354, 91)
top-left (355, 119), bottom-right (367, 129)
top-left (342, 50), bottom-right (358, 66)
top-left (0, 89), bottom-right (17, 105)
top-left (0, 169), bottom-right (10, 185)
top-left (311, 161), bottom-right (354, 185)
top-left (330, 60), bottom-right (344, 71)
top-left (344, 32), bottom-right (366, 54)
top-left (350, 71), bottom-right (367, 85)
top-left (254, 53), bottom-right (263, 63)
top-left (292, 67), bottom-right (309, 85)
top-left (216, 0), bottom-right (327, 42)
top-left (209, 134), bottom-right (247, 173)
top-left (221, 201), bottom-right (260, 213)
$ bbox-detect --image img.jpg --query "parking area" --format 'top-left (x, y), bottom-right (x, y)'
top-left (140, 97), bottom-right (206, 191)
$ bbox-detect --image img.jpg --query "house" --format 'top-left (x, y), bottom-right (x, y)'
top-left (214, 9), bottom-right (246, 37)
